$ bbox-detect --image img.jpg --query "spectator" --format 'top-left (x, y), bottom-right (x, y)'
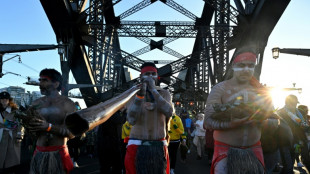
top-left (168, 113), bottom-right (186, 174)
top-left (193, 113), bottom-right (206, 160)
top-left (277, 95), bottom-right (310, 172)
top-left (0, 91), bottom-right (23, 173)
top-left (121, 119), bottom-right (132, 173)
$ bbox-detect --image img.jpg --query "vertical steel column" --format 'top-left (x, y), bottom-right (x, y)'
top-left (0, 54), bottom-right (3, 78)
top-left (102, 28), bottom-right (117, 92)
top-left (214, 0), bottom-right (230, 83)
top-left (88, 0), bottom-right (102, 85)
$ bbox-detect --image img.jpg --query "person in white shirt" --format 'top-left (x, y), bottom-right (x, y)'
top-left (193, 113), bottom-right (206, 160)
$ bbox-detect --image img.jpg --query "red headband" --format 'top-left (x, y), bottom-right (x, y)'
top-left (40, 76), bottom-right (52, 81)
top-left (141, 66), bottom-right (157, 74)
top-left (233, 52), bottom-right (256, 63)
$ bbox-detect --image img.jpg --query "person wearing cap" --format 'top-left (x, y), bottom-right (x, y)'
top-left (204, 50), bottom-right (278, 174)
top-left (0, 91), bottom-right (24, 173)
top-left (26, 68), bottom-right (76, 174)
top-left (277, 95), bottom-right (310, 172)
top-left (125, 62), bottom-right (173, 174)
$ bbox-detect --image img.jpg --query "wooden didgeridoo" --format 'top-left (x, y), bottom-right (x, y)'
top-left (65, 86), bottom-right (139, 136)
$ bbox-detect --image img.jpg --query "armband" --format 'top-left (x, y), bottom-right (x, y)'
top-left (46, 123), bottom-right (52, 132)
top-left (136, 95), bottom-right (145, 99)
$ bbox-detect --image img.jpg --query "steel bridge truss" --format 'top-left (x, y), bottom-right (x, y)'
top-left (37, 0), bottom-right (291, 111)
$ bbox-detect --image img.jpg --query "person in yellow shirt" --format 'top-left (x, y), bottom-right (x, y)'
top-left (168, 113), bottom-right (186, 174)
top-left (122, 121), bottom-right (132, 144)
top-left (121, 120), bottom-right (132, 173)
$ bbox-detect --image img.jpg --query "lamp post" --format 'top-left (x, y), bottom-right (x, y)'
top-left (272, 47), bottom-right (280, 59)
top-left (58, 41), bottom-right (65, 61)
top-left (58, 41), bottom-right (71, 96)
top-left (272, 47), bottom-right (310, 59)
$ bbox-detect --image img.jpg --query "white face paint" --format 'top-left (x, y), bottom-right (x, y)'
top-left (142, 75), bottom-right (157, 81)
top-left (232, 67), bottom-right (255, 72)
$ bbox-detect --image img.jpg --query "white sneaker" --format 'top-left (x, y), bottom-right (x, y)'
top-left (297, 162), bottom-right (304, 167)
top-left (73, 161), bottom-right (79, 168)
top-left (170, 169), bottom-right (175, 174)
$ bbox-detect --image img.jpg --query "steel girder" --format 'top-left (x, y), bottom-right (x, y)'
top-left (213, 0), bottom-right (230, 83)
top-left (0, 44), bottom-right (59, 53)
top-left (119, 0), bottom-right (155, 20)
top-left (179, 2), bottom-right (215, 112)
top-left (88, 0), bottom-right (105, 92)
top-left (225, 0), bottom-right (291, 80)
top-left (40, 0), bottom-right (100, 106)
top-left (87, 21), bottom-right (235, 38)
top-left (162, 0), bottom-right (198, 21)
top-left (132, 37), bottom-right (183, 58)
top-left (38, 0), bottom-right (291, 110)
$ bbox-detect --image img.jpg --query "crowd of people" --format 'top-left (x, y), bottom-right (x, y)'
top-left (1, 51), bottom-right (310, 174)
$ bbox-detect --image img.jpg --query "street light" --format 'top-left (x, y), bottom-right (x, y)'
top-left (58, 41), bottom-right (65, 55)
top-left (272, 47), bottom-right (280, 59)
top-left (271, 47), bottom-right (310, 59)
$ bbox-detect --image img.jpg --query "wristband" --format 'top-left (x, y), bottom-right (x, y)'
top-left (136, 95), bottom-right (145, 99)
top-left (46, 123), bottom-right (52, 132)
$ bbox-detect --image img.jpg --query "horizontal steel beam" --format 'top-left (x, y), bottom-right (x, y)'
top-left (85, 22), bottom-right (235, 38)
top-left (0, 44), bottom-right (59, 54)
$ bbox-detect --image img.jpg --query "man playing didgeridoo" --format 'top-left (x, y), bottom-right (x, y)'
top-left (125, 62), bottom-right (174, 174)
top-left (204, 50), bottom-right (279, 174)
top-left (26, 69), bottom-right (76, 174)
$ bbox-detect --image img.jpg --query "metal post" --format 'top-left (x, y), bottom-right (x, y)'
top-left (0, 54), bottom-right (3, 78)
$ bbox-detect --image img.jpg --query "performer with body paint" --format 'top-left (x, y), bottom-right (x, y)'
top-left (26, 69), bottom-right (76, 174)
top-left (204, 50), bottom-right (279, 174)
top-left (125, 62), bottom-right (174, 174)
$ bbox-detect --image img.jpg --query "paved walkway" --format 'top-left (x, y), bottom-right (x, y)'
top-left (16, 142), bottom-right (308, 174)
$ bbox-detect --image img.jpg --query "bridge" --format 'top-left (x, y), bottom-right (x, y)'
top-left (0, 0), bottom-right (291, 111)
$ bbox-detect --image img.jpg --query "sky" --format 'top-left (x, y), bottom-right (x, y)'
top-left (0, 0), bottom-right (310, 109)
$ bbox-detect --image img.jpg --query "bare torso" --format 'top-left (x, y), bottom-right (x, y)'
top-left (32, 95), bottom-right (75, 146)
top-left (128, 88), bottom-right (171, 140)
top-left (206, 79), bottom-right (262, 146)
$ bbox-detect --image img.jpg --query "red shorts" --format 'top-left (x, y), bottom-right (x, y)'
top-left (211, 140), bottom-right (264, 174)
top-left (125, 140), bottom-right (170, 174)
top-left (34, 145), bottom-right (73, 174)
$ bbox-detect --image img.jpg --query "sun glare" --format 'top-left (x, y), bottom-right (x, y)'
top-left (269, 87), bottom-right (286, 110)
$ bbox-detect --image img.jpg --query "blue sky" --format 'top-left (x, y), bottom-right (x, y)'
top-left (0, 0), bottom-right (310, 109)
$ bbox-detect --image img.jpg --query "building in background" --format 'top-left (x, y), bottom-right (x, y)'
top-left (0, 86), bottom-right (42, 107)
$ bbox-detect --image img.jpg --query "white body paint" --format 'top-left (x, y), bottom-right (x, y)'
top-left (232, 67), bottom-right (255, 72)
top-left (40, 107), bottom-right (61, 115)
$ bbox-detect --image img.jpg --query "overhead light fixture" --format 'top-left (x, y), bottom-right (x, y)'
top-left (58, 41), bottom-right (65, 55)
top-left (272, 47), bottom-right (280, 59)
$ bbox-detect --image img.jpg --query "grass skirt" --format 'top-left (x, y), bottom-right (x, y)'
top-left (227, 147), bottom-right (264, 174)
top-left (29, 151), bottom-right (64, 174)
top-left (136, 141), bottom-right (167, 174)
